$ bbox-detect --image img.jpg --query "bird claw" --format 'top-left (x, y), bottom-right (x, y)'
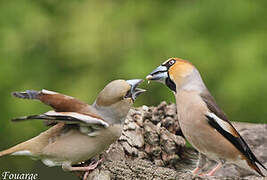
top-left (192, 167), bottom-right (200, 174)
top-left (198, 172), bottom-right (213, 177)
top-left (83, 171), bottom-right (90, 180)
top-left (83, 157), bottom-right (104, 180)
top-left (198, 163), bottom-right (222, 177)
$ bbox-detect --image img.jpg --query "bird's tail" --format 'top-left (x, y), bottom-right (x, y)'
top-left (0, 123), bottom-right (64, 159)
top-left (12, 90), bottom-right (40, 100)
top-left (0, 141), bottom-right (31, 158)
top-left (246, 143), bottom-right (267, 177)
top-left (248, 161), bottom-right (266, 177)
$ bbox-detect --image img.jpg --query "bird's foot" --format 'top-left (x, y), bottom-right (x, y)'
top-left (199, 162), bottom-right (222, 176)
top-left (82, 157), bottom-right (104, 180)
top-left (192, 167), bottom-right (200, 174)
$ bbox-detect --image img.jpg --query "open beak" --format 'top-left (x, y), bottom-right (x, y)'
top-left (126, 79), bottom-right (146, 101)
top-left (146, 65), bottom-right (168, 84)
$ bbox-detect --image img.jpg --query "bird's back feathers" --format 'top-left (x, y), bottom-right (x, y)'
top-left (200, 91), bottom-right (228, 122)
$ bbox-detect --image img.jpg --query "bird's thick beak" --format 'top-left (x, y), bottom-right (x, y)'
top-left (126, 79), bottom-right (146, 101)
top-left (146, 65), bottom-right (168, 84)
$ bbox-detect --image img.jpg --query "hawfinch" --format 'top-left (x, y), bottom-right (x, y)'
top-left (146, 58), bottom-right (266, 177)
top-left (0, 79), bottom-right (145, 180)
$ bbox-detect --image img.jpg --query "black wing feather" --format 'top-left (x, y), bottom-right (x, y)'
top-left (206, 115), bottom-right (253, 162)
top-left (201, 91), bottom-right (266, 174)
top-left (12, 114), bottom-right (106, 128)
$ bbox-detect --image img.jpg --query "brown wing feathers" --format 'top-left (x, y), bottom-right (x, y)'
top-left (12, 90), bottom-right (88, 112)
top-left (200, 92), bottom-right (228, 122)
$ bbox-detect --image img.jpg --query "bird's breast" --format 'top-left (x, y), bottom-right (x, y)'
top-left (175, 91), bottom-right (240, 161)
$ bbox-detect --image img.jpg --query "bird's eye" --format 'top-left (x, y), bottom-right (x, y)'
top-left (168, 59), bottom-right (176, 66)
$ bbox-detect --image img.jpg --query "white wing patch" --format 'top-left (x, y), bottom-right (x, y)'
top-left (11, 150), bottom-right (32, 156)
top-left (44, 111), bottom-right (109, 127)
top-left (42, 159), bottom-right (62, 167)
top-left (41, 89), bottom-right (58, 95)
top-left (79, 126), bottom-right (102, 137)
top-left (206, 112), bottom-right (233, 135)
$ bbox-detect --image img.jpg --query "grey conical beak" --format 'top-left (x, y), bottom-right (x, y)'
top-left (146, 65), bottom-right (168, 84)
top-left (126, 79), bottom-right (146, 101)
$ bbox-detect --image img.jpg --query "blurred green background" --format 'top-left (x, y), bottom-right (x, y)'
top-left (0, 0), bottom-right (267, 179)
